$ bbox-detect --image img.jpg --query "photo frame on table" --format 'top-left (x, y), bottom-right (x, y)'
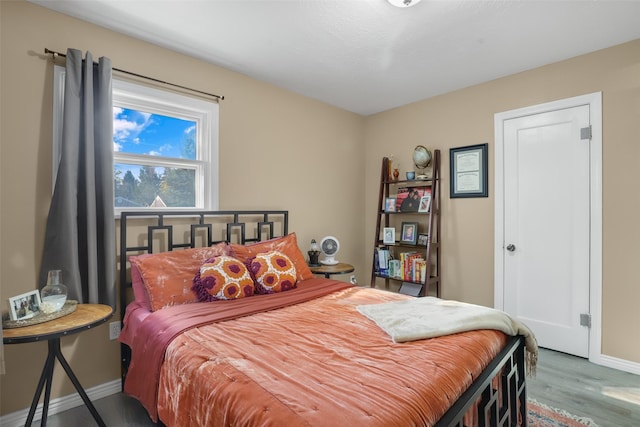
top-left (383, 227), bottom-right (396, 244)
top-left (417, 233), bottom-right (429, 247)
top-left (449, 143), bottom-right (488, 198)
top-left (400, 222), bottom-right (419, 245)
top-left (8, 290), bottom-right (42, 321)
top-left (384, 197), bottom-right (397, 212)
top-left (418, 194), bottom-right (432, 213)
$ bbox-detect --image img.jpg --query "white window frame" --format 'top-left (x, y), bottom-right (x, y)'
top-left (53, 65), bottom-right (219, 215)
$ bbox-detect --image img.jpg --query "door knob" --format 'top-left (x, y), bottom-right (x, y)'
top-left (506, 244), bottom-right (516, 252)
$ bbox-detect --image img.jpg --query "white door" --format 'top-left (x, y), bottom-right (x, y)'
top-left (501, 105), bottom-right (591, 357)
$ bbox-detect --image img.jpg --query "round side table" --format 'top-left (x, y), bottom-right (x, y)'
top-left (3, 303), bottom-right (113, 427)
top-left (309, 262), bottom-right (355, 279)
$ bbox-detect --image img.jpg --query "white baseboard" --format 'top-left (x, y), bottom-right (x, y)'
top-left (0, 379), bottom-right (121, 427)
top-left (597, 354), bottom-right (640, 376)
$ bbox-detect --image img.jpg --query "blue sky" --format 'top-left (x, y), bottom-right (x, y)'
top-left (113, 107), bottom-right (196, 160)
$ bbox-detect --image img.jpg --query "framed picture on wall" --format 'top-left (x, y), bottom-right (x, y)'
top-left (450, 143), bottom-right (488, 198)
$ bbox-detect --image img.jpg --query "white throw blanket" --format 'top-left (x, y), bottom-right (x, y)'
top-left (357, 296), bottom-right (538, 376)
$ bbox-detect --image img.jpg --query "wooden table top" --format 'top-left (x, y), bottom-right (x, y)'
top-left (309, 262), bottom-right (355, 275)
top-left (3, 304), bottom-right (113, 344)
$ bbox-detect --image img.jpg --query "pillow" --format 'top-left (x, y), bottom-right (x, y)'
top-left (228, 233), bottom-right (313, 282)
top-left (130, 260), bottom-right (151, 309)
top-left (129, 243), bottom-right (228, 311)
top-left (248, 250), bottom-right (297, 294)
top-left (192, 256), bottom-right (255, 301)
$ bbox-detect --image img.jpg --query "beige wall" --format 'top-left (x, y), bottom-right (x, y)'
top-left (0, 1), bottom-right (364, 414)
top-left (1, 0), bottom-right (639, 418)
top-left (364, 40), bottom-right (640, 363)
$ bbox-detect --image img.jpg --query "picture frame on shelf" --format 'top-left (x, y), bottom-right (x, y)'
top-left (417, 233), bottom-right (429, 246)
top-left (399, 281), bottom-right (423, 297)
top-left (384, 197), bottom-right (396, 212)
top-left (8, 290), bottom-right (42, 321)
top-left (449, 143), bottom-right (488, 198)
top-left (400, 222), bottom-right (419, 245)
top-left (383, 227), bottom-right (396, 244)
top-left (418, 194), bottom-right (432, 213)
top-left (396, 186), bottom-right (431, 212)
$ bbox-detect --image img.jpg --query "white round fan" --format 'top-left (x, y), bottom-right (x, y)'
top-left (320, 236), bottom-right (340, 265)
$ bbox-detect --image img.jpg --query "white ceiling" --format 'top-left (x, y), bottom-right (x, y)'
top-left (28, 0), bottom-right (640, 115)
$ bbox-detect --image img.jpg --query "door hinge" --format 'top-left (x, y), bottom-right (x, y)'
top-left (580, 313), bottom-right (592, 328)
top-left (580, 126), bottom-right (592, 140)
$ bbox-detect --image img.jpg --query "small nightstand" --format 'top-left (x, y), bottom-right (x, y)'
top-left (309, 262), bottom-right (355, 279)
top-left (3, 303), bottom-right (113, 427)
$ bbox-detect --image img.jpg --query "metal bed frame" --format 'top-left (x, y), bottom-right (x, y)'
top-left (118, 209), bottom-right (526, 427)
top-left (435, 334), bottom-right (526, 426)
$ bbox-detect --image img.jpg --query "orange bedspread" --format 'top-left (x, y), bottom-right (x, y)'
top-left (122, 278), bottom-right (352, 421)
top-left (156, 285), bottom-right (507, 427)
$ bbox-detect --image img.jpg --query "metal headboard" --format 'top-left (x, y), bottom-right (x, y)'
top-left (118, 210), bottom-right (288, 384)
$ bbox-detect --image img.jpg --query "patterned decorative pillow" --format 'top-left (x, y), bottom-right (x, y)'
top-left (229, 233), bottom-right (313, 283)
top-left (193, 256), bottom-right (255, 301)
top-left (248, 251), bottom-right (297, 294)
top-left (129, 243), bottom-right (228, 311)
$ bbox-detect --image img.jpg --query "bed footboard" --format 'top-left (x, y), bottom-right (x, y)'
top-left (435, 335), bottom-right (526, 427)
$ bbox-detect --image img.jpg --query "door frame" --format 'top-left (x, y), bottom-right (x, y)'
top-left (493, 92), bottom-right (602, 363)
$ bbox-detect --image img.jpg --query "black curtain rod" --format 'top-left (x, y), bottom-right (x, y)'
top-left (45, 48), bottom-right (224, 101)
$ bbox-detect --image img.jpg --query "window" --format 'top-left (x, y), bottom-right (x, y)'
top-left (53, 66), bottom-right (219, 214)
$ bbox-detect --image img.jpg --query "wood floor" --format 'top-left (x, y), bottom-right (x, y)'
top-left (41, 348), bottom-right (640, 426)
top-left (527, 348), bottom-right (640, 427)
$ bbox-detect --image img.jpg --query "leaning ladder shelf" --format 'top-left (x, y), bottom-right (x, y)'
top-left (370, 150), bottom-right (441, 297)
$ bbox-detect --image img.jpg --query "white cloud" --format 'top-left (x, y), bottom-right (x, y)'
top-left (113, 108), bottom-right (153, 143)
top-left (158, 144), bottom-right (173, 154)
top-left (184, 125), bottom-right (196, 135)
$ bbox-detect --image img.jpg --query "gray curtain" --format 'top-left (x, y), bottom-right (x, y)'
top-left (39, 49), bottom-right (115, 309)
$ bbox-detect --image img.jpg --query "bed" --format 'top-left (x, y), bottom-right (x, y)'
top-left (118, 210), bottom-right (532, 427)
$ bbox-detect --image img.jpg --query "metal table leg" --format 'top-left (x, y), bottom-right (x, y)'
top-left (24, 339), bottom-right (106, 427)
top-left (24, 347), bottom-right (55, 426)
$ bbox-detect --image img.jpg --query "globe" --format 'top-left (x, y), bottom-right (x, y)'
top-left (412, 145), bottom-right (432, 178)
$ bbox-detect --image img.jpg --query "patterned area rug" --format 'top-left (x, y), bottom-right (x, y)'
top-left (528, 399), bottom-right (600, 427)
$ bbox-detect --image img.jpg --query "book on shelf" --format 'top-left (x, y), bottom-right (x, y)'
top-left (376, 248), bottom-right (427, 283)
top-left (413, 259), bottom-right (427, 284)
top-left (395, 251), bottom-right (420, 281)
top-left (375, 247), bottom-right (391, 276)
top-left (373, 249), bottom-right (379, 274)
top-left (405, 252), bottom-right (422, 281)
top-left (388, 259), bottom-right (401, 279)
